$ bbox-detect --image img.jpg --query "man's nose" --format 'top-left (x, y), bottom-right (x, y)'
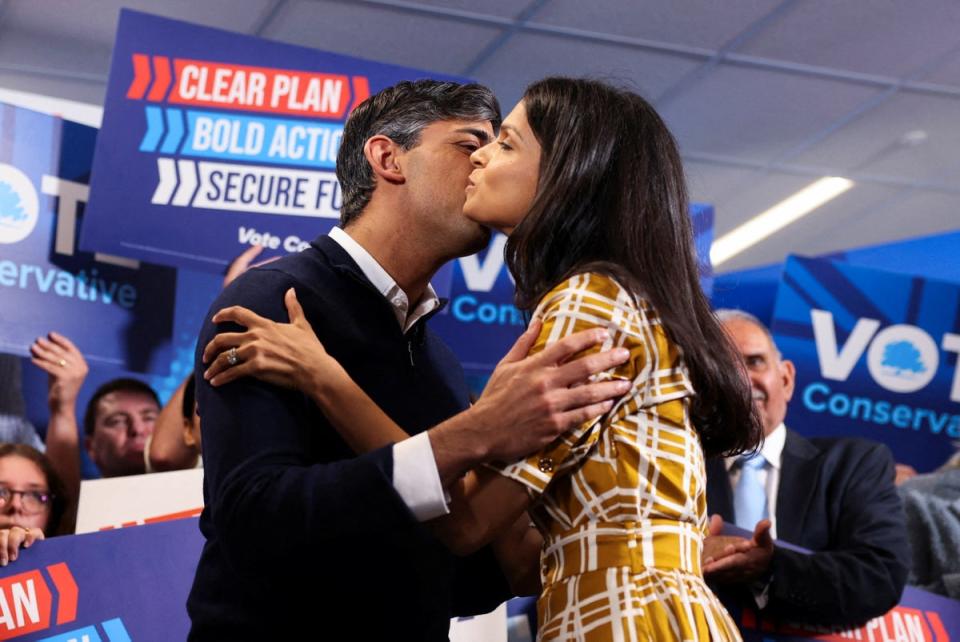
top-left (131, 417), bottom-right (152, 436)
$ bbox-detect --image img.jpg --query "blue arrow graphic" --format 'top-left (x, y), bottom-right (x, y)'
top-left (160, 108), bottom-right (185, 154)
top-left (139, 106), bottom-right (165, 153)
top-left (101, 618), bottom-right (131, 642)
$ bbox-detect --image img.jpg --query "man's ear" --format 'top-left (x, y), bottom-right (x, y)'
top-left (182, 420), bottom-right (198, 449)
top-left (363, 135), bottom-right (405, 184)
top-left (781, 358), bottom-right (796, 402)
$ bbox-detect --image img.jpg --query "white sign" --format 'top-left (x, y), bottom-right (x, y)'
top-left (75, 468), bottom-right (204, 534)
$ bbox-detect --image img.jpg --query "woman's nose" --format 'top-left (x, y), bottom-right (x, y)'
top-left (470, 142), bottom-right (491, 167)
top-left (7, 494), bottom-right (23, 512)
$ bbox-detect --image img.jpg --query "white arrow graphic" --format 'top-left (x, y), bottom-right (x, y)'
top-left (172, 159), bottom-right (198, 207)
top-left (151, 158), bottom-right (177, 205)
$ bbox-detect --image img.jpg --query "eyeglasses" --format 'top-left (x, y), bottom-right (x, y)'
top-left (0, 486), bottom-right (53, 514)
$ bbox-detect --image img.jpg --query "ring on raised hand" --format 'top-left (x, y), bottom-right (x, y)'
top-left (226, 346), bottom-right (240, 366)
top-left (57, 359), bottom-right (67, 367)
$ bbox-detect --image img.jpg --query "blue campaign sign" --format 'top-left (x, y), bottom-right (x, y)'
top-left (0, 515), bottom-right (955, 642)
top-left (771, 255), bottom-right (960, 471)
top-left (81, 9), bottom-right (467, 273)
top-left (0, 102), bottom-right (176, 374)
top-left (431, 205), bottom-right (716, 377)
top-left (0, 518), bottom-right (201, 641)
top-left (711, 227), bottom-right (960, 329)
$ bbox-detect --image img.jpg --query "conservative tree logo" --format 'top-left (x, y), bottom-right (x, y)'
top-left (883, 341), bottom-right (928, 379)
top-left (0, 164), bottom-right (39, 244)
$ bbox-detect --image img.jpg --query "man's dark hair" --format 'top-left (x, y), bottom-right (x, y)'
top-left (83, 378), bottom-right (160, 436)
top-left (336, 79), bottom-right (501, 226)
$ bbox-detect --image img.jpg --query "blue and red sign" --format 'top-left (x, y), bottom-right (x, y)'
top-left (80, 10), bottom-right (467, 272)
top-left (0, 102), bottom-right (176, 374)
top-left (0, 518), bottom-right (202, 641)
top-left (771, 255), bottom-right (960, 472)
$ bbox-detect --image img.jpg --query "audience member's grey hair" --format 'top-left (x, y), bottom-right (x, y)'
top-left (714, 308), bottom-right (781, 356)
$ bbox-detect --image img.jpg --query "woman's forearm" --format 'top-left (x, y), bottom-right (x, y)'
top-left (492, 513), bottom-right (543, 596)
top-left (305, 358), bottom-right (411, 453)
top-left (300, 356), bottom-right (534, 558)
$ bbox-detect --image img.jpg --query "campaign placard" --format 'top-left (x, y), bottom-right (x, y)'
top-left (431, 204), bottom-right (716, 376)
top-left (81, 9), bottom-right (467, 272)
top-left (0, 102), bottom-right (176, 374)
top-left (76, 468), bottom-right (203, 534)
top-left (771, 255), bottom-right (960, 471)
top-left (0, 518), bottom-right (202, 641)
top-left (0, 516), bottom-right (955, 641)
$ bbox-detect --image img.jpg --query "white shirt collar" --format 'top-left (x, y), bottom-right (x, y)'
top-left (328, 227), bottom-right (440, 332)
top-left (725, 422), bottom-right (787, 471)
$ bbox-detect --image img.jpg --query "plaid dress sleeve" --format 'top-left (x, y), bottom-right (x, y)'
top-left (489, 271), bottom-right (674, 496)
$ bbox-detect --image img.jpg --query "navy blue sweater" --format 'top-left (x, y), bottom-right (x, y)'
top-left (188, 236), bottom-right (508, 640)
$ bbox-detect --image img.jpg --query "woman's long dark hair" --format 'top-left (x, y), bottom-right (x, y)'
top-left (506, 77), bottom-right (760, 457)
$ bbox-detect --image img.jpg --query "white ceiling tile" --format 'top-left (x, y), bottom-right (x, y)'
top-left (920, 49), bottom-right (960, 88)
top-left (737, 0), bottom-right (960, 78)
top-left (402, 0), bottom-right (530, 19)
top-left (685, 162), bottom-right (764, 209)
top-left (0, 30), bottom-right (111, 80)
top-left (816, 189), bottom-right (960, 253)
top-left (659, 65), bottom-right (881, 163)
top-left (790, 92), bottom-right (960, 183)
top-left (534, 0), bottom-right (781, 50)
top-left (1, 0), bottom-right (270, 47)
top-left (265, 0), bottom-right (502, 74)
top-left (0, 71), bottom-right (107, 106)
top-left (470, 33), bottom-right (701, 110)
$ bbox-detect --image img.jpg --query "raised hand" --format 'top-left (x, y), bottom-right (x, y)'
top-left (29, 332), bottom-right (88, 413)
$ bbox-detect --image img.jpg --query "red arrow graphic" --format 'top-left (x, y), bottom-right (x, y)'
top-left (147, 55), bottom-right (172, 102)
top-left (46, 563), bottom-right (77, 626)
top-left (350, 76), bottom-right (370, 113)
top-left (927, 611), bottom-right (950, 642)
top-left (126, 54), bottom-right (151, 99)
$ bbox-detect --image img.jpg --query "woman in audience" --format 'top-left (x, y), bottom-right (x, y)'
top-left (0, 443), bottom-right (68, 565)
top-left (203, 77), bottom-right (759, 641)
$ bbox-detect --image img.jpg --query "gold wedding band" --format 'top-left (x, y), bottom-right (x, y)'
top-left (57, 359), bottom-right (67, 367)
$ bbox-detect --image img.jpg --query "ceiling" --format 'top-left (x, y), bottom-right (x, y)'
top-left (0, 0), bottom-right (958, 272)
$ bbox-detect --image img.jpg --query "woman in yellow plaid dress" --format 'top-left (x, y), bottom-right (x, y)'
top-left (204, 78), bottom-right (760, 640)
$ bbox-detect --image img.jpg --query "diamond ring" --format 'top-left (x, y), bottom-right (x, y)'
top-left (226, 346), bottom-right (240, 366)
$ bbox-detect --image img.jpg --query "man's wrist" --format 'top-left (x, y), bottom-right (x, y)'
top-left (428, 407), bottom-right (490, 486)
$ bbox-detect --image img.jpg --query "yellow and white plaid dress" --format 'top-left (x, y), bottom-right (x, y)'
top-left (492, 272), bottom-right (741, 642)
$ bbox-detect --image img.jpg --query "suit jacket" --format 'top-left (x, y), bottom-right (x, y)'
top-left (187, 236), bottom-right (508, 641)
top-left (706, 429), bottom-right (909, 627)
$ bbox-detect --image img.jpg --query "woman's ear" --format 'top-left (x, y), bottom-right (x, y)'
top-left (363, 135), bottom-right (405, 184)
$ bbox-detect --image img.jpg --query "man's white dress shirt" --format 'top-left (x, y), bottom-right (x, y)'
top-left (329, 227), bottom-right (449, 521)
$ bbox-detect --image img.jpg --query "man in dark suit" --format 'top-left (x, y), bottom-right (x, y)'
top-left (187, 81), bottom-right (630, 640)
top-left (703, 310), bottom-right (909, 628)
